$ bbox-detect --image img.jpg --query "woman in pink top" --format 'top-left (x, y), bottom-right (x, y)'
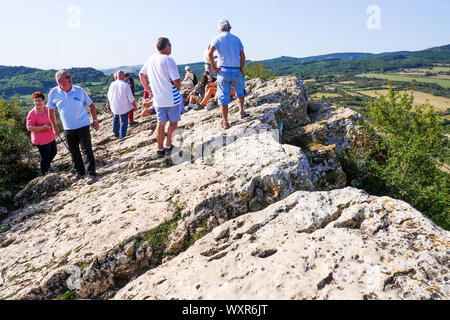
top-left (26, 91), bottom-right (57, 175)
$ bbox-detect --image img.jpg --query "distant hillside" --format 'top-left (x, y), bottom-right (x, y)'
top-left (0, 67), bottom-right (107, 100)
top-left (262, 44), bottom-right (450, 78)
top-left (1, 44), bottom-right (448, 101)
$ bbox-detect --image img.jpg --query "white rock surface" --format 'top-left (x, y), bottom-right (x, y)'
top-left (115, 188), bottom-right (449, 300)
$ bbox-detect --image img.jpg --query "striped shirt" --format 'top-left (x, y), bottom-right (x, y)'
top-left (140, 53), bottom-right (182, 108)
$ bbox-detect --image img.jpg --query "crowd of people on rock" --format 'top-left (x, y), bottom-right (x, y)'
top-left (26, 18), bottom-right (247, 184)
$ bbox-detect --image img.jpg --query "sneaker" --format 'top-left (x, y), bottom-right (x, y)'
top-left (193, 104), bottom-right (204, 111)
top-left (156, 149), bottom-right (166, 158)
top-left (165, 145), bottom-right (174, 155)
top-left (86, 175), bottom-right (98, 185)
top-left (188, 104), bottom-right (196, 110)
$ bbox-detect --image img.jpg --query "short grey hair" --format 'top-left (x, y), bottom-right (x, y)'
top-left (218, 19), bottom-right (231, 32)
top-left (185, 66), bottom-right (190, 71)
top-left (55, 70), bottom-right (68, 82)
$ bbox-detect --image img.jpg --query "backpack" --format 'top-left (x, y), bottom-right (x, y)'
top-left (192, 73), bottom-right (198, 85)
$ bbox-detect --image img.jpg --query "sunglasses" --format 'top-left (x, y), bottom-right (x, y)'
top-left (64, 75), bottom-right (72, 79)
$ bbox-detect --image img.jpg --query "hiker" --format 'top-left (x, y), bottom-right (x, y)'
top-left (103, 73), bottom-right (118, 114)
top-left (47, 70), bottom-right (99, 182)
top-left (186, 74), bottom-right (209, 110)
top-left (107, 70), bottom-right (137, 139)
top-left (139, 37), bottom-right (183, 158)
top-left (182, 66), bottom-right (195, 88)
top-left (208, 19), bottom-right (248, 129)
top-left (26, 91), bottom-right (57, 176)
top-left (204, 45), bottom-right (217, 76)
top-left (124, 73), bottom-right (136, 124)
top-left (204, 70), bottom-right (216, 83)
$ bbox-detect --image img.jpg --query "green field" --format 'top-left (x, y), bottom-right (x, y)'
top-left (357, 73), bottom-right (450, 89)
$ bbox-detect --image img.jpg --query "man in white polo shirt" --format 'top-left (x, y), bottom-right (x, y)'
top-left (47, 70), bottom-right (99, 182)
top-left (107, 70), bottom-right (137, 139)
top-left (139, 37), bottom-right (183, 158)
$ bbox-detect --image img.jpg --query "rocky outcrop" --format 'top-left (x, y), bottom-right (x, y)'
top-left (114, 187), bottom-right (449, 300)
top-left (0, 76), bottom-right (447, 300)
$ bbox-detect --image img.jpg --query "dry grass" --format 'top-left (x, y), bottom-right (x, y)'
top-left (357, 89), bottom-right (450, 113)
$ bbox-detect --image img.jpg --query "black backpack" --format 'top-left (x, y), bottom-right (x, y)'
top-left (192, 73), bottom-right (198, 85)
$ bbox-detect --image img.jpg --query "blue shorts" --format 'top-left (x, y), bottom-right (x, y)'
top-left (155, 102), bottom-right (183, 123)
top-left (217, 67), bottom-right (245, 106)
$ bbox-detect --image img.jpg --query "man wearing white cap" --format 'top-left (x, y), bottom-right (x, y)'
top-left (208, 19), bottom-right (248, 129)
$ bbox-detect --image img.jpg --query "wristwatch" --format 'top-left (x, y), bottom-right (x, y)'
top-left (93, 119), bottom-right (99, 122)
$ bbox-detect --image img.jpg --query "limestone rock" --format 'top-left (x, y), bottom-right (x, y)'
top-left (0, 76), bottom-right (447, 301)
top-left (114, 188), bottom-right (449, 300)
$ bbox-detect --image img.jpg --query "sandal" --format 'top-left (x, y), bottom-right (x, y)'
top-left (221, 121), bottom-right (230, 130)
top-left (240, 112), bottom-right (250, 119)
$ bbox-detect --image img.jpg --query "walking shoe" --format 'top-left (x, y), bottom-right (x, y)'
top-left (165, 145), bottom-right (174, 155)
top-left (156, 149), bottom-right (166, 158)
top-left (86, 175), bottom-right (98, 185)
top-left (193, 104), bottom-right (204, 111)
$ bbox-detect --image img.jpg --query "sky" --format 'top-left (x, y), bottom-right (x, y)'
top-left (0, 0), bottom-right (449, 70)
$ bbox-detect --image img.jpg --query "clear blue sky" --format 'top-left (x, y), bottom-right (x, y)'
top-left (0, 0), bottom-right (449, 70)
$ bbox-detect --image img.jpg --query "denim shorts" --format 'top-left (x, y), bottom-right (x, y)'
top-left (155, 102), bottom-right (183, 123)
top-left (217, 67), bottom-right (245, 106)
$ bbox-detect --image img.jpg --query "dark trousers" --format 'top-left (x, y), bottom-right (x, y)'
top-left (64, 125), bottom-right (96, 176)
top-left (36, 139), bottom-right (57, 175)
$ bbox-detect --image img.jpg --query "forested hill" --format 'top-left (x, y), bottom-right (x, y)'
top-left (0, 44), bottom-right (449, 101)
top-left (261, 44), bottom-right (450, 78)
top-left (0, 67), bottom-right (106, 99)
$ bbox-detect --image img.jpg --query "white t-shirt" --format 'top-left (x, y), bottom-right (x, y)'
top-left (107, 80), bottom-right (135, 115)
top-left (140, 53), bottom-right (182, 108)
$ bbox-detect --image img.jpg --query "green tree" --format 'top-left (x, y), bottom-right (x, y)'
top-left (0, 98), bottom-right (36, 190)
top-left (244, 62), bottom-right (275, 81)
top-left (347, 85), bottom-right (449, 229)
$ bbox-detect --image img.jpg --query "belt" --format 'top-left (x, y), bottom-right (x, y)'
top-left (221, 66), bottom-right (241, 70)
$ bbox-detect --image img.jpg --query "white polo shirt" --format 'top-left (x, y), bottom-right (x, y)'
top-left (107, 80), bottom-right (135, 115)
top-left (140, 53), bottom-right (182, 108)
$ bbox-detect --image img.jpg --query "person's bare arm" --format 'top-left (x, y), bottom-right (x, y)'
top-left (240, 49), bottom-right (246, 76)
top-left (139, 73), bottom-right (152, 93)
top-left (173, 79), bottom-right (181, 90)
top-left (27, 124), bottom-right (52, 132)
top-left (88, 103), bottom-right (99, 131)
top-left (48, 108), bottom-right (60, 136)
top-left (209, 46), bottom-right (220, 74)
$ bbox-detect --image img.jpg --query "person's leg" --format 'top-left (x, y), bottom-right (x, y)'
top-left (231, 70), bottom-right (246, 116)
top-left (165, 103), bottom-right (182, 151)
top-left (200, 88), bottom-right (217, 106)
top-left (129, 109), bottom-right (134, 123)
top-left (217, 70), bottom-right (232, 126)
top-left (49, 139), bottom-right (57, 168)
top-left (113, 114), bottom-right (120, 137)
top-left (78, 125), bottom-right (96, 176)
top-left (119, 112), bottom-right (129, 139)
top-left (65, 128), bottom-right (86, 175)
top-left (36, 143), bottom-right (51, 175)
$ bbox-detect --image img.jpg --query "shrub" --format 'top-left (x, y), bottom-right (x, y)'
top-left (0, 98), bottom-right (36, 190)
top-left (244, 62), bottom-right (275, 81)
top-left (345, 85), bottom-right (449, 229)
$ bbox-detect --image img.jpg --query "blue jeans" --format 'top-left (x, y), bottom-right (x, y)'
top-left (217, 67), bottom-right (245, 106)
top-left (113, 112), bottom-right (129, 139)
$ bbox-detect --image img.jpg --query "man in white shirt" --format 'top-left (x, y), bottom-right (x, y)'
top-left (107, 70), bottom-right (136, 139)
top-left (139, 37), bottom-right (183, 158)
top-left (182, 66), bottom-right (195, 88)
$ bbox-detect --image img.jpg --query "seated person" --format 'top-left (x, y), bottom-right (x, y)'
top-left (186, 75), bottom-right (209, 110)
